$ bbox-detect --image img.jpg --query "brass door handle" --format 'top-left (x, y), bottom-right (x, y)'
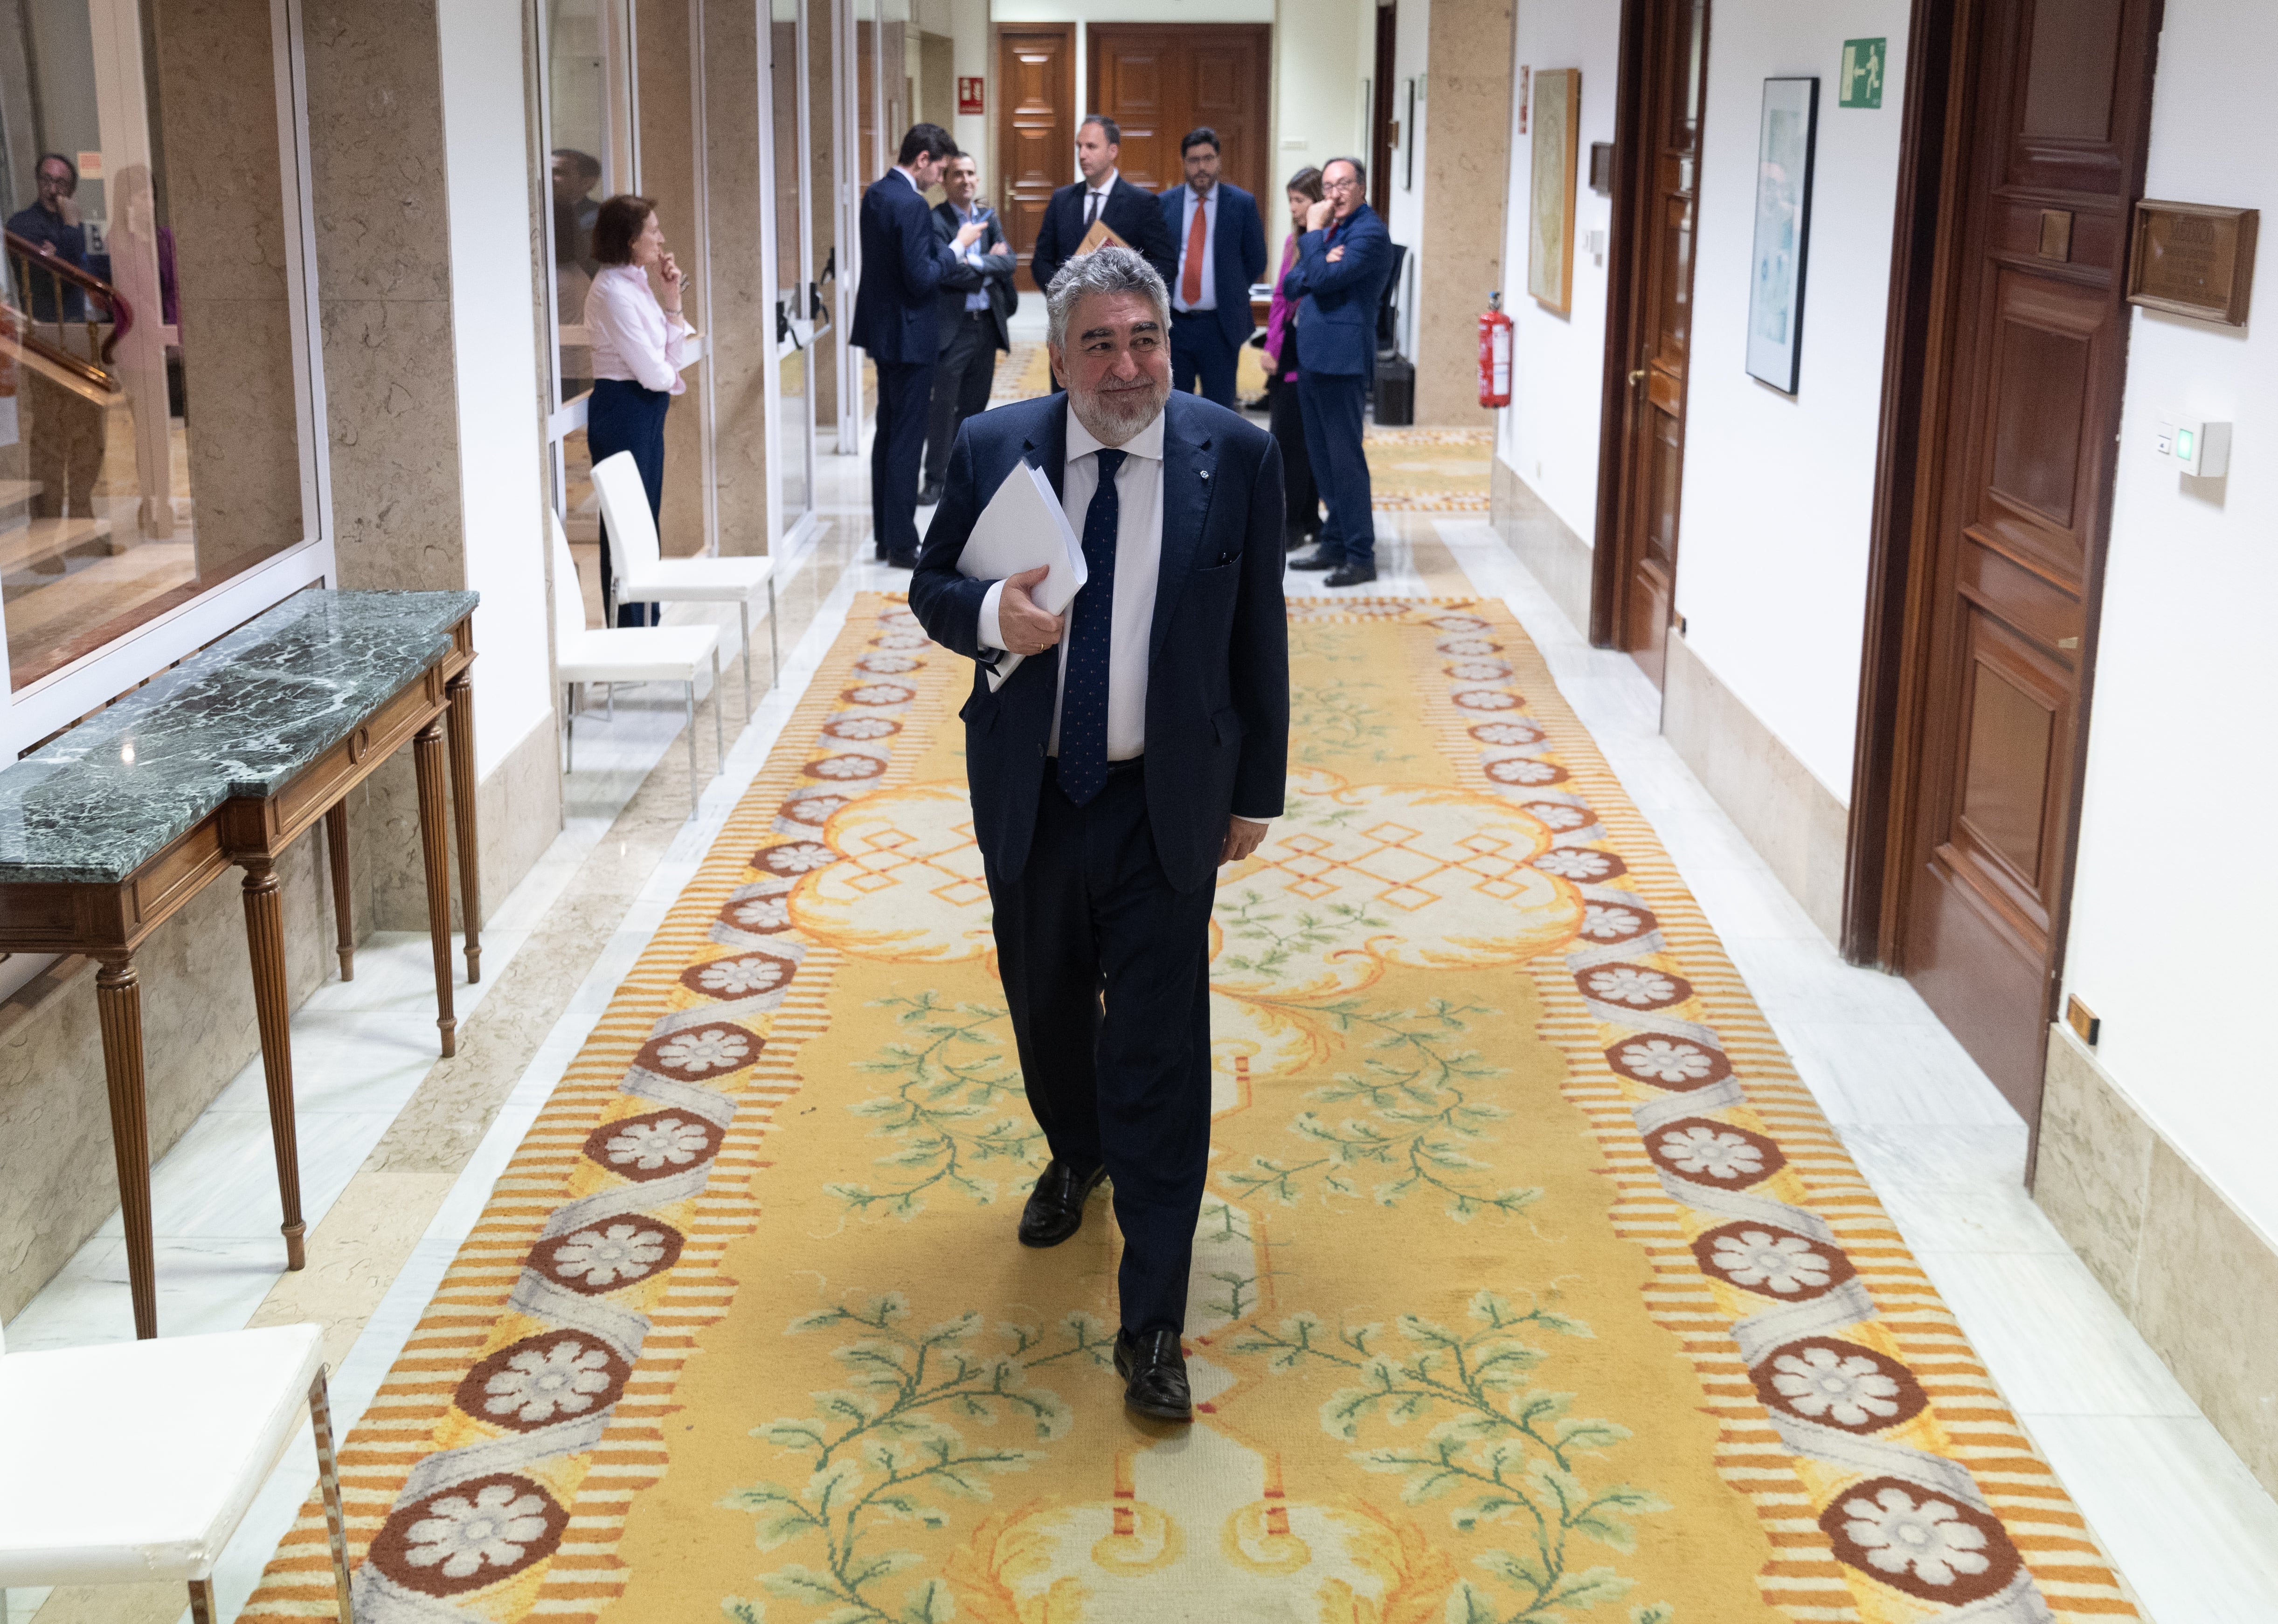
top-left (1628, 369), bottom-right (1646, 385)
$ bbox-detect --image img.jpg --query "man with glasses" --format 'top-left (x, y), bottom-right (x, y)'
top-left (1281, 156), bottom-right (1392, 588)
top-left (1156, 126), bottom-right (1267, 409)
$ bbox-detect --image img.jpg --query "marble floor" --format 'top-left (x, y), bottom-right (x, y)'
top-left (5, 434), bottom-right (2276, 1624)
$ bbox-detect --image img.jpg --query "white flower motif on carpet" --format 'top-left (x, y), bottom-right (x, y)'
top-left (1773, 1346), bottom-right (1904, 1428)
top-left (402, 1483), bottom-right (555, 1580)
top-left (1840, 1486), bottom-right (1993, 1588)
top-left (483, 1342), bottom-right (617, 1424)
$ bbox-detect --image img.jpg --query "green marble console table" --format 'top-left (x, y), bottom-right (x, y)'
top-left (0, 589), bottom-right (483, 1338)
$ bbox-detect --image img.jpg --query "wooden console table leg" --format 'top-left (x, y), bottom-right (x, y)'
top-left (445, 670), bottom-right (482, 983)
top-left (95, 951), bottom-right (159, 1339)
top-left (241, 856), bottom-right (308, 1271)
top-left (324, 802), bottom-right (354, 981)
top-left (415, 717), bottom-right (458, 1057)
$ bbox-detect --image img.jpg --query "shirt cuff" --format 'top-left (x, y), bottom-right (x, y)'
top-left (977, 580), bottom-right (1007, 651)
top-left (1232, 811), bottom-right (1274, 824)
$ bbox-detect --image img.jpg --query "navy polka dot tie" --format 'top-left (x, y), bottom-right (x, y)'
top-left (1058, 447), bottom-right (1125, 807)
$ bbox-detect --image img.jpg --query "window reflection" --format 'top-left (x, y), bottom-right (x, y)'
top-left (0, 0), bottom-right (312, 691)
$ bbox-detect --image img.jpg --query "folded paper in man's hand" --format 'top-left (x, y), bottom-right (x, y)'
top-left (1074, 218), bottom-right (1127, 258)
top-left (957, 461), bottom-right (1085, 691)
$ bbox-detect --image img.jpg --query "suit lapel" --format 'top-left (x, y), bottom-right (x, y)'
top-left (1020, 397), bottom-right (1068, 502)
top-left (1150, 396), bottom-right (1219, 665)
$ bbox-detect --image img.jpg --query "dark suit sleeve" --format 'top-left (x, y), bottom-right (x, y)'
top-left (1282, 215), bottom-right (1390, 300)
top-left (899, 191), bottom-right (960, 300)
top-left (1229, 432), bottom-right (1289, 821)
top-left (909, 429), bottom-right (998, 662)
top-left (1127, 189), bottom-right (1180, 290)
top-left (1029, 197), bottom-right (1066, 298)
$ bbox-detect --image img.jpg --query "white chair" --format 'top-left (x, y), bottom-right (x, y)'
top-left (552, 511), bottom-right (723, 817)
top-left (0, 1321), bottom-right (353, 1623)
top-left (591, 449), bottom-right (779, 714)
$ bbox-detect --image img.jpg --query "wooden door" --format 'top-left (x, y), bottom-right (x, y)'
top-left (1370, 3), bottom-right (1397, 219)
top-left (1087, 25), bottom-right (1273, 205)
top-left (994, 22), bottom-right (1072, 292)
top-left (1601, 0), bottom-right (1709, 688)
top-left (1896, 0), bottom-right (2158, 1126)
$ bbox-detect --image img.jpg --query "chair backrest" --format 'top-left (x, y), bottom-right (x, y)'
top-left (590, 450), bottom-right (662, 585)
top-left (549, 509), bottom-right (588, 648)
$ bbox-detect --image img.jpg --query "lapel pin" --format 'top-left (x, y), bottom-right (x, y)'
top-left (1199, 470), bottom-right (1211, 481)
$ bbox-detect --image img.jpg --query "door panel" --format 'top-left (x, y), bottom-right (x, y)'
top-left (1899, 0), bottom-right (2158, 1129)
top-left (1606, 0), bottom-right (1709, 690)
top-left (995, 23), bottom-right (1072, 292)
top-left (1087, 25), bottom-right (1273, 212)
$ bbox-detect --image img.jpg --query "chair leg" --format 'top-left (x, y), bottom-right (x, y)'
top-left (685, 681), bottom-right (699, 819)
top-left (712, 647), bottom-right (724, 772)
top-left (310, 1369), bottom-right (356, 1622)
top-left (188, 1579), bottom-right (218, 1624)
top-left (564, 686), bottom-right (575, 774)
top-left (739, 600), bottom-right (752, 718)
top-left (605, 682), bottom-right (613, 723)
top-left (768, 577), bottom-right (780, 685)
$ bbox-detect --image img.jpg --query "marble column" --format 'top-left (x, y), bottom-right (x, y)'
top-left (637, 0), bottom-right (710, 559)
top-left (810, 0), bottom-right (840, 433)
top-left (1413, 0), bottom-right (1516, 426)
top-left (702, 0), bottom-right (772, 556)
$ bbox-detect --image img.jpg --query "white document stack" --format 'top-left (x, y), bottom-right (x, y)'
top-left (956, 461), bottom-right (1087, 691)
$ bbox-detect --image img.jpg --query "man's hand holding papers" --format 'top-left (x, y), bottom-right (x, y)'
top-left (996, 566), bottom-right (1063, 655)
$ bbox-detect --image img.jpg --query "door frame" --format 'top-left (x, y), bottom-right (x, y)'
top-left (1587, 0), bottom-right (1704, 652)
top-left (1840, 0), bottom-right (2162, 1077)
top-left (1084, 22), bottom-right (1274, 203)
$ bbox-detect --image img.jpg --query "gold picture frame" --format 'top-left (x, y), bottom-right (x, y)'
top-left (1528, 69), bottom-right (1579, 315)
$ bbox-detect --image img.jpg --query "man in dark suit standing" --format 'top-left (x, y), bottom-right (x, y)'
top-left (910, 247), bottom-right (1288, 1423)
top-left (1026, 116), bottom-right (1179, 297)
top-left (1282, 156), bottom-right (1394, 587)
top-left (920, 151), bottom-right (1016, 506)
top-left (1157, 127), bottom-right (1267, 409)
top-left (850, 123), bottom-right (985, 566)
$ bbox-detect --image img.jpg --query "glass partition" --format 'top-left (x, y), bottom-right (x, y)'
top-left (771, 0), bottom-right (811, 525)
top-left (0, 0), bottom-right (321, 694)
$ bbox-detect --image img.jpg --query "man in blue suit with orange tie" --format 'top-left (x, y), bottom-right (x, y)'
top-left (1282, 156), bottom-right (1393, 588)
top-left (851, 123), bottom-right (986, 566)
top-left (1157, 127), bottom-right (1267, 409)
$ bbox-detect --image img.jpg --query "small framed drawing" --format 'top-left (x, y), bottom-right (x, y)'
top-left (1745, 76), bottom-right (1819, 393)
top-left (1528, 68), bottom-right (1579, 315)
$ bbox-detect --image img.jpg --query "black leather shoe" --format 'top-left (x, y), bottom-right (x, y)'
top-left (1114, 1327), bottom-right (1192, 1421)
top-left (883, 549), bottom-right (919, 569)
top-left (1284, 527), bottom-right (1316, 553)
top-left (1018, 1160), bottom-right (1107, 1248)
top-left (1288, 548), bottom-right (1340, 572)
top-left (1326, 563), bottom-right (1378, 587)
top-left (918, 481), bottom-right (944, 506)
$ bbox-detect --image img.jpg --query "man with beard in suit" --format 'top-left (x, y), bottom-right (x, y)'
top-left (920, 150), bottom-right (1016, 507)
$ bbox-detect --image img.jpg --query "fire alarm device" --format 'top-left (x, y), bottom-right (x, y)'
top-left (958, 76), bottom-right (984, 116)
top-left (2153, 409), bottom-right (2231, 477)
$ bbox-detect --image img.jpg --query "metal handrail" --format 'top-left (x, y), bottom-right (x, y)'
top-left (2, 228), bottom-right (133, 393)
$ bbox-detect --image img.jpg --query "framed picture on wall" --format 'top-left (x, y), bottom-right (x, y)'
top-left (1402, 78), bottom-right (1417, 189)
top-left (1527, 68), bottom-right (1579, 315)
top-left (1745, 76), bottom-right (1820, 393)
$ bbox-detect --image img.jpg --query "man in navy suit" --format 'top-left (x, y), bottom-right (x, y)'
top-left (850, 123), bottom-right (985, 566)
top-left (911, 247), bottom-right (1288, 1423)
top-left (1282, 156), bottom-right (1394, 587)
top-left (1026, 116), bottom-right (1179, 298)
top-left (921, 151), bottom-right (1017, 505)
top-left (1158, 127), bottom-right (1267, 409)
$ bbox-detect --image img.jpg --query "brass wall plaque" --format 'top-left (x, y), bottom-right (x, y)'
top-left (2127, 200), bottom-right (2258, 326)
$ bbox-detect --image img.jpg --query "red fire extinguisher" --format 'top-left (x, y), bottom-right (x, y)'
top-left (1479, 292), bottom-right (1513, 408)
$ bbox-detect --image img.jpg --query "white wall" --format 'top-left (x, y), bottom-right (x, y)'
top-left (437, 0), bottom-right (554, 779)
top-left (1673, 0), bottom-right (1909, 801)
top-left (1272, 0), bottom-right (1372, 200)
top-left (949, 0), bottom-right (991, 197)
top-left (1498, 0), bottom-right (1619, 541)
top-left (2062, 0), bottom-right (2278, 1239)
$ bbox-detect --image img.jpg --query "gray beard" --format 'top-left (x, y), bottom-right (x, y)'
top-left (1067, 377), bottom-right (1169, 447)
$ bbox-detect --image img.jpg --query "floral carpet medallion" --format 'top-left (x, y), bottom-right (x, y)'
top-left (245, 596), bottom-right (2135, 1624)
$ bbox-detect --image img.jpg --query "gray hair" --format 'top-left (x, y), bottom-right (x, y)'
top-left (1045, 246), bottom-right (1170, 350)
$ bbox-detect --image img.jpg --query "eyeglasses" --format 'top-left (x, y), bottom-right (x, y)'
top-left (1322, 175), bottom-right (1362, 193)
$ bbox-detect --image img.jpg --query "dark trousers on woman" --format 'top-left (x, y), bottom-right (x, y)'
top-left (587, 377), bottom-right (668, 626)
top-left (1267, 373), bottom-right (1320, 543)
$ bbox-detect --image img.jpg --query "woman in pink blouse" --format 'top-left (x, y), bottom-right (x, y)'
top-left (584, 195), bottom-right (693, 626)
top-left (1261, 167), bottom-right (1324, 550)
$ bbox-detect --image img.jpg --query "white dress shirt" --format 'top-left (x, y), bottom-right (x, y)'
top-left (1170, 183), bottom-right (1218, 312)
top-left (1080, 168), bottom-right (1120, 228)
top-left (585, 264), bottom-right (693, 395)
top-left (976, 401), bottom-right (1271, 822)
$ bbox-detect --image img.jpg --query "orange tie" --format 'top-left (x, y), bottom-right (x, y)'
top-left (1181, 195), bottom-right (1207, 305)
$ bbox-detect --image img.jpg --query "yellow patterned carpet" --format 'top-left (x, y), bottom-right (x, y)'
top-left (246, 596), bottom-right (2133, 1624)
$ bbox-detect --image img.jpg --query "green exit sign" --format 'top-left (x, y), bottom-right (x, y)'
top-left (1841, 37), bottom-right (1886, 108)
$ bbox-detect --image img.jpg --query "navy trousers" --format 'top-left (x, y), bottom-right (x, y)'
top-left (871, 359), bottom-right (932, 558)
top-left (1170, 310), bottom-right (1239, 408)
top-left (587, 378), bottom-right (668, 626)
top-left (989, 762), bottom-right (1216, 1335)
top-left (1298, 369), bottom-right (1374, 568)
